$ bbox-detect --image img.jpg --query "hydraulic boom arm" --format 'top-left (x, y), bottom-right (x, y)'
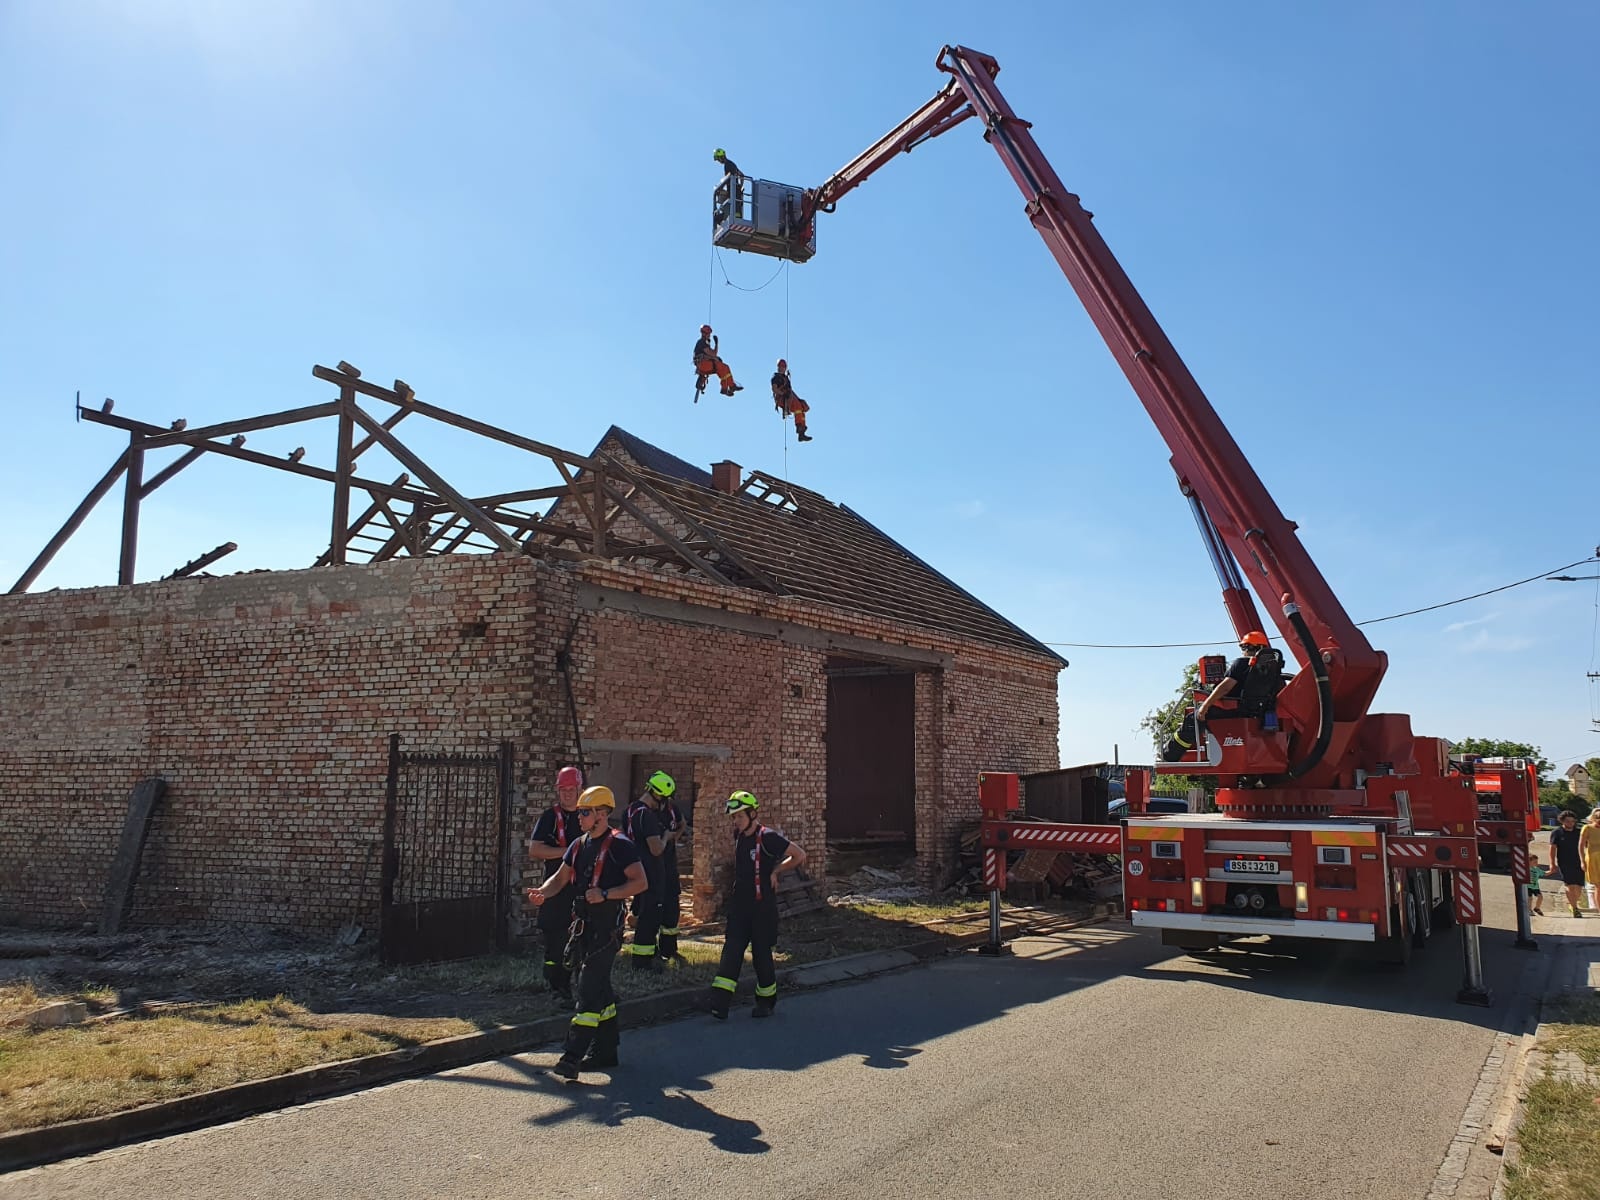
top-left (805, 46), bottom-right (1389, 776)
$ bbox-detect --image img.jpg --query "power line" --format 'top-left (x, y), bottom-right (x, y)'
top-left (1041, 554), bottom-right (1600, 649)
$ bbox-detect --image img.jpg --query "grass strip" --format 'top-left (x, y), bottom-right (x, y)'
top-left (0, 899), bottom-right (1017, 1132)
top-left (1504, 993), bottom-right (1600, 1200)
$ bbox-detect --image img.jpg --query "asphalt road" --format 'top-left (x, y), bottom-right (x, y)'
top-left (3, 883), bottom-right (1544, 1200)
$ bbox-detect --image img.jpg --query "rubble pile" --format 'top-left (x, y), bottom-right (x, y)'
top-left (953, 817), bottom-right (1122, 904)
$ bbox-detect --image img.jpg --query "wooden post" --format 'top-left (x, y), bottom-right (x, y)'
top-left (119, 436), bottom-right (145, 585)
top-left (330, 389), bottom-right (355, 565)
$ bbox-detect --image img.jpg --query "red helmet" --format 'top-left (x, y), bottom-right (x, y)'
top-left (556, 765), bottom-right (583, 789)
top-left (1240, 631), bottom-right (1270, 647)
top-left (700, 324), bottom-right (713, 334)
top-left (776, 358), bottom-right (787, 370)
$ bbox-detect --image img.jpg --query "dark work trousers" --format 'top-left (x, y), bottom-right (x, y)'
top-left (659, 848), bottom-right (682, 956)
top-left (629, 867), bottom-right (663, 966)
top-left (561, 902), bottom-right (622, 1065)
top-left (537, 886), bottom-right (576, 995)
top-left (710, 899), bottom-right (779, 1014)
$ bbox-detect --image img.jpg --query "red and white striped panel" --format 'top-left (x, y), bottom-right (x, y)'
top-left (1387, 840), bottom-right (1430, 863)
top-left (983, 847), bottom-right (1002, 891)
top-left (1475, 822), bottom-right (1494, 840)
top-left (998, 826), bottom-right (1122, 851)
top-left (1510, 844), bottom-right (1529, 886)
top-left (1453, 870), bottom-right (1482, 925)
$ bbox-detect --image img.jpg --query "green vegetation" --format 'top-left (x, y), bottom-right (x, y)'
top-left (1504, 994), bottom-right (1600, 1200)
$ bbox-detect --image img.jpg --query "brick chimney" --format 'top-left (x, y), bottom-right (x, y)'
top-left (711, 460), bottom-right (741, 495)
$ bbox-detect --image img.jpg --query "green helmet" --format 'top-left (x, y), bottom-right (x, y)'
top-left (725, 789), bottom-right (759, 815)
top-left (646, 770), bottom-right (675, 799)
top-left (713, 147), bottom-right (727, 160)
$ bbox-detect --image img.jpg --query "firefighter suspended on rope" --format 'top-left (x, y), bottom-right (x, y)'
top-left (693, 324), bottom-right (742, 401)
top-left (771, 359), bottom-right (812, 442)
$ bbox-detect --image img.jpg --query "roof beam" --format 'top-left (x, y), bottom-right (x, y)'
top-left (346, 405), bottom-right (522, 554)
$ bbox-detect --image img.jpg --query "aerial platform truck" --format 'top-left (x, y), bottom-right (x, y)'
top-left (715, 45), bottom-right (1534, 1003)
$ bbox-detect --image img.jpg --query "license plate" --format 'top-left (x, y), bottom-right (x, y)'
top-left (1225, 859), bottom-right (1280, 875)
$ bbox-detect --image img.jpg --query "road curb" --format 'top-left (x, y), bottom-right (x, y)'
top-left (0, 909), bottom-right (1088, 1173)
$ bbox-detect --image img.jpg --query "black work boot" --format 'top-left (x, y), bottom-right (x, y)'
top-left (583, 1020), bottom-right (619, 1069)
top-left (707, 989), bottom-right (731, 1021)
top-left (658, 935), bottom-right (679, 959)
top-left (630, 952), bottom-right (661, 973)
top-left (752, 994), bottom-right (777, 1019)
top-left (552, 1026), bottom-right (593, 1081)
top-left (797, 432), bottom-right (812, 442)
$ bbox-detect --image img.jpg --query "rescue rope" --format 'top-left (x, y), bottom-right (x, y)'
top-left (714, 248), bottom-right (786, 293)
top-left (781, 262), bottom-right (790, 475)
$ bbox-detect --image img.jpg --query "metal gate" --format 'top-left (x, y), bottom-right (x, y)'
top-left (380, 734), bottom-right (512, 966)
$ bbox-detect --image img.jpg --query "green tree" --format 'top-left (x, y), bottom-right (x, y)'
top-left (1140, 662), bottom-right (1202, 755)
top-left (1139, 663), bottom-right (1217, 800)
top-left (1540, 784), bottom-right (1589, 821)
top-left (1449, 737), bottom-right (1553, 784)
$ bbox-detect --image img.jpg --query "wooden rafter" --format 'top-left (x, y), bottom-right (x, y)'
top-left (15, 360), bottom-right (790, 594)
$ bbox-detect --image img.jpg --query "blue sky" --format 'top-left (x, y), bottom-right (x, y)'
top-left (3, 2), bottom-right (1597, 775)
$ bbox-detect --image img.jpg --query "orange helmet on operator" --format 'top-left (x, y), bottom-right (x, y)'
top-left (1240, 631), bottom-right (1270, 647)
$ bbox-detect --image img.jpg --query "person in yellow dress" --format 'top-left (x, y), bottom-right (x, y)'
top-left (1581, 809), bottom-right (1600, 911)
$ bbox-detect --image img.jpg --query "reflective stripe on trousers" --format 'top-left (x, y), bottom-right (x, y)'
top-left (711, 975), bottom-right (737, 993)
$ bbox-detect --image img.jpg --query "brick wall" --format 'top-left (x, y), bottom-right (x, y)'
top-left (0, 555), bottom-right (569, 931)
top-left (2, 548), bottom-right (1060, 932)
top-left (568, 562), bottom-right (1060, 906)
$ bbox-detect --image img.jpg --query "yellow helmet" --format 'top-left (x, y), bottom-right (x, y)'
top-left (725, 789), bottom-right (759, 815)
top-left (647, 770), bottom-right (676, 799)
top-left (577, 785), bottom-right (616, 811)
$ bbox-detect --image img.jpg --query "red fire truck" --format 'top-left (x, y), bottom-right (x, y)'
top-left (723, 46), bottom-right (1529, 1002)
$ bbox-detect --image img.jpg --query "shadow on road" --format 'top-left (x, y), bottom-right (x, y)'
top-left (427, 889), bottom-right (1537, 1155)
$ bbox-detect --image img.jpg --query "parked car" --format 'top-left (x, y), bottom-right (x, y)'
top-left (1107, 796), bottom-right (1191, 820)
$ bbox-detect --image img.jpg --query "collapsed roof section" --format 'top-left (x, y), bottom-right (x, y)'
top-left (15, 362), bottom-right (1059, 662)
top-left (14, 363), bottom-right (781, 597)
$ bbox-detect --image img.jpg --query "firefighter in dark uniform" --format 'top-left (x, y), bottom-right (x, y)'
top-left (1162, 630), bottom-right (1287, 762)
top-left (624, 774), bottom-right (669, 971)
top-left (658, 783), bottom-right (688, 960)
top-left (527, 765), bottom-right (585, 998)
top-left (527, 785), bottom-right (647, 1081)
top-left (708, 790), bottom-right (807, 1019)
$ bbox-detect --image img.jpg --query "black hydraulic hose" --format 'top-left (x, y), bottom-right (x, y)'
top-left (1277, 602), bottom-right (1334, 781)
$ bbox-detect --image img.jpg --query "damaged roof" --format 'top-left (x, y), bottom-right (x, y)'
top-left (593, 426), bottom-right (1065, 665)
